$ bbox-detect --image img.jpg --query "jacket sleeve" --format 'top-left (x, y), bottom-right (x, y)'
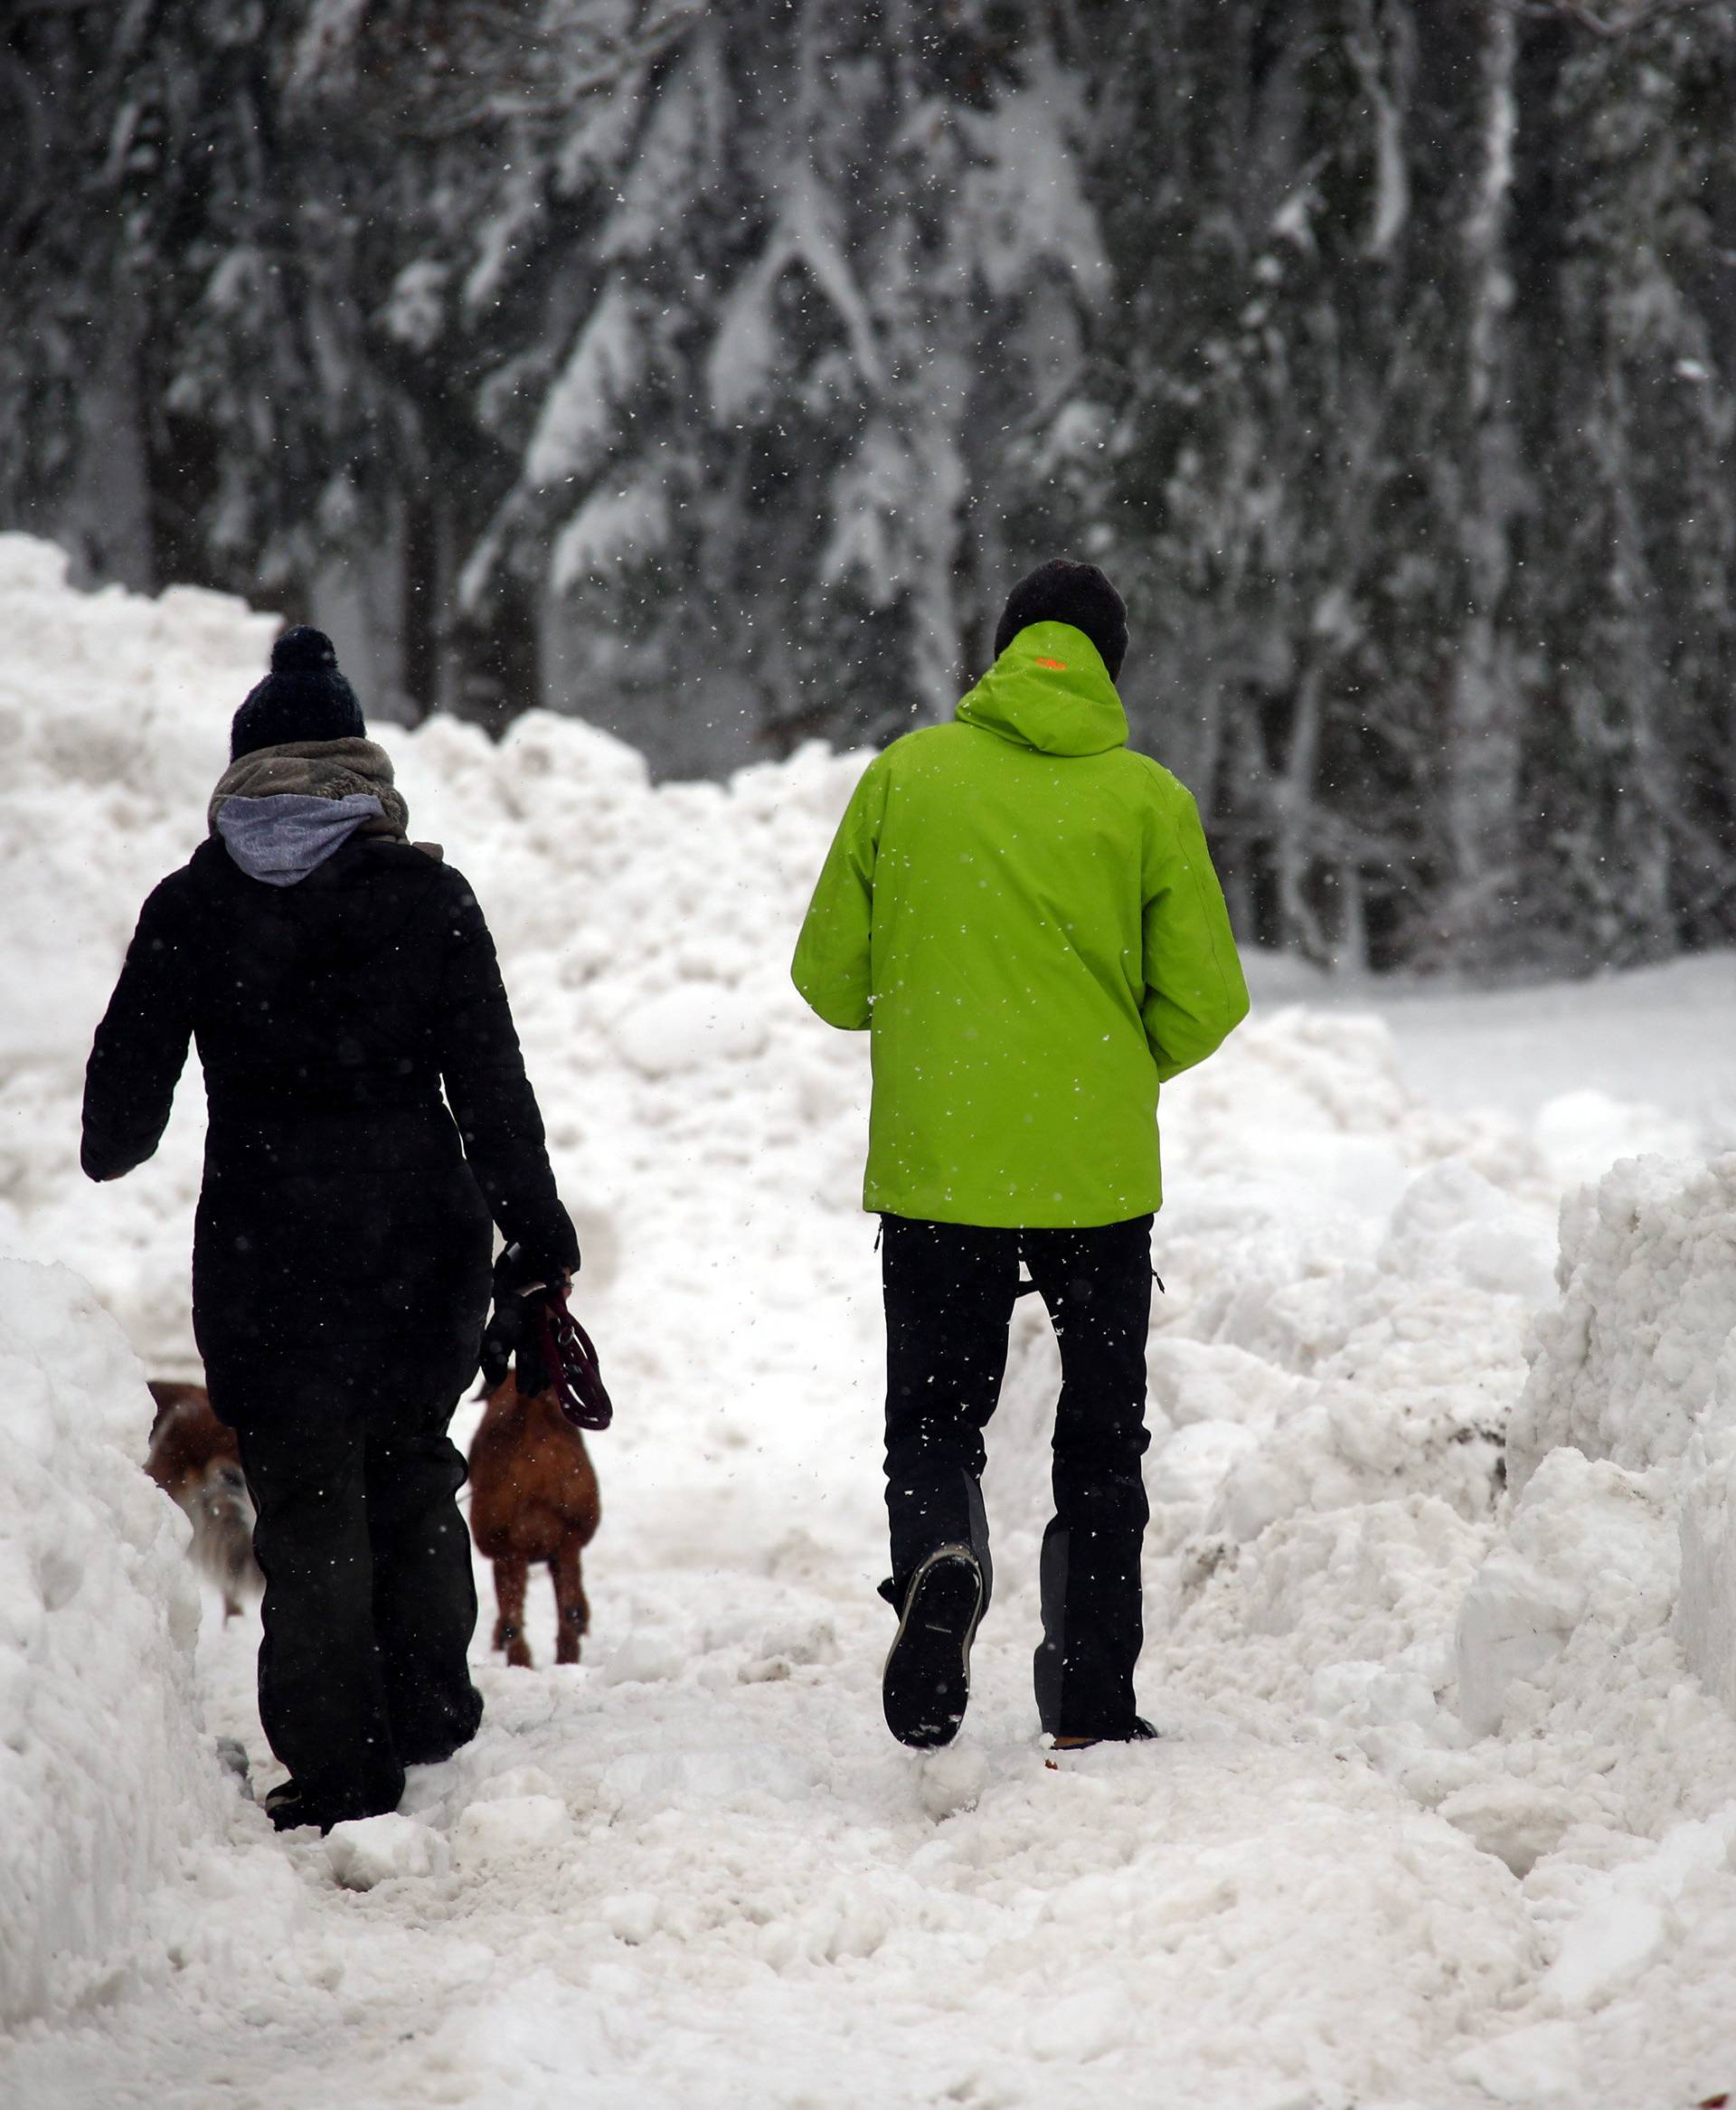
top-left (1140, 785), bottom-right (1250, 1083)
top-left (435, 874), bottom-right (579, 1271)
top-left (81, 881), bottom-right (195, 1182)
top-left (790, 755), bottom-right (889, 1030)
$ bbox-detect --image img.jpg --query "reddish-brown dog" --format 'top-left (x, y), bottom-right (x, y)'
top-left (467, 1377), bottom-right (601, 1668)
top-left (146, 1379), bottom-right (261, 1620)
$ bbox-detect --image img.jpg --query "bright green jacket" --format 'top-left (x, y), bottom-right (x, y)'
top-left (791, 620), bottom-right (1250, 1227)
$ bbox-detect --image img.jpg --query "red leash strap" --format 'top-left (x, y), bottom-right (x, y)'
top-left (535, 1288), bottom-right (614, 1432)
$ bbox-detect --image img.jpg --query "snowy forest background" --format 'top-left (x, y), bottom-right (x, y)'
top-left (3, 0), bottom-right (1733, 975)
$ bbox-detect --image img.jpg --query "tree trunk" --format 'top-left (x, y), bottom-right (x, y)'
top-left (1434, 2), bottom-right (1524, 969)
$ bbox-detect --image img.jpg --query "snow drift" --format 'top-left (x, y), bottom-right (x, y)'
top-left (1492, 1151), bottom-right (1736, 1726)
top-left (0, 1262), bottom-right (226, 2027)
top-left (1509, 1152), bottom-right (1736, 1495)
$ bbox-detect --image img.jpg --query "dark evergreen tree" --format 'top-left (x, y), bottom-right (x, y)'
top-left (455, 0), bottom-right (1098, 772)
top-left (3, 0), bottom-right (1733, 966)
top-left (1510, 5), bottom-right (1736, 966)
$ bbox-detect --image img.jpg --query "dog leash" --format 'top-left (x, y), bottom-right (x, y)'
top-left (534, 1286), bottom-right (614, 1432)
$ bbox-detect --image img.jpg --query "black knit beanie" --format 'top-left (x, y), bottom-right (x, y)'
top-left (229, 627), bottom-right (366, 761)
top-left (993, 559), bottom-right (1129, 682)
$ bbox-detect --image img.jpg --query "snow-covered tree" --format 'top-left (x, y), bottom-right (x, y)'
top-left (1508, 7), bottom-right (1736, 966)
top-left (443, 0), bottom-right (1103, 771)
top-left (3, 0), bottom-right (1733, 965)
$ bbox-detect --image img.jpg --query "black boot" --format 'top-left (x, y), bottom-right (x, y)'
top-left (882, 1545), bottom-right (986, 1749)
top-left (263, 1778), bottom-right (394, 1835)
top-left (1049, 1716), bottom-right (1159, 1752)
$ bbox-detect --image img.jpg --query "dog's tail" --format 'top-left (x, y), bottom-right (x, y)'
top-left (186, 1461), bottom-right (262, 1613)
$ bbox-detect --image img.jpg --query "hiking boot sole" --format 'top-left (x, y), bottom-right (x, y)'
top-left (882, 1545), bottom-right (985, 1750)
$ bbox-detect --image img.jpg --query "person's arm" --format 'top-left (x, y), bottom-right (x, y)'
top-left (1140, 784), bottom-right (1250, 1083)
top-left (790, 754), bottom-right (890, 1030)
top-left (435, 874), bottom-right (578, 1273)
top-left (81, 882), bottom-right (195, 1181)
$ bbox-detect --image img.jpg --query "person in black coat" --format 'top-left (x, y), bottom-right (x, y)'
top-left (82, 627), bottom-right (580, 1833)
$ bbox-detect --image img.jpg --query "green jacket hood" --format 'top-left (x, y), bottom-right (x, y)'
top-left (955, 621), bottom-right (1128, 758)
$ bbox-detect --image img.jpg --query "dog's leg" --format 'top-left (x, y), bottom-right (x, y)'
top-left (493, 1554), bottom-right (533, 1669)
top-left (199, 1462), bottom-right (260, 1623)
top-left (552, 1535), bottom-right (590, 1665)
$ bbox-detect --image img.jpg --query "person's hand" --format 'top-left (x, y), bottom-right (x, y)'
top-left (478, 1243), bottom-right (574, 1394)
top-left (495, 1241), bottom-right (576, 1298)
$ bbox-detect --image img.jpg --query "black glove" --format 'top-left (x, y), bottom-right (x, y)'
top-left (509, 1200), bottom-right (581, 1283)
top-left (478, 1243), bottom-right (573, 1395)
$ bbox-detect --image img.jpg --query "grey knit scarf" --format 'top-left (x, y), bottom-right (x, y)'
top-left (207, 737), bottom-right (410, 837)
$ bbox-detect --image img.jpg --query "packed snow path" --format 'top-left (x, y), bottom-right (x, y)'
top-left (5, 544), bottom-right (1736, 2106)
top-left (0, 1572), bottom-right (1550, 2110)
top-left (0, 1569), bottom-right (1543, 2110)
top-left (11, 1454), bottom-right (1736, 2110)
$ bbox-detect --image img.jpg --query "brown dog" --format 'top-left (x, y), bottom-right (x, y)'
top-left (467, 1376), bottom-right (600, 1668)
top-left (146, 1380), bottom-right (262, 1620)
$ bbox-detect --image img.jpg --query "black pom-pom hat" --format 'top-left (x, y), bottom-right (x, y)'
top-left (230, 626), bottom-right (366, 761)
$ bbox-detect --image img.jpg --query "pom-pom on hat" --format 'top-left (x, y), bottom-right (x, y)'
top-left (230, 626), bottom-right (366, 760)
top-left (994, 559), bottom-right (1129, 683)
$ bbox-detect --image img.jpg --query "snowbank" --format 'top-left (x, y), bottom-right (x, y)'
top-left (0, 1261), bottom-right (226, 2027)
top-left (1456, 1448), bottom-right (1677, 1739)
top-left (1680, 1434), bottom-right (1736, 1718)
top-left (1491, 1151), bottom-right (1736, 1729)
top-left (1508, 1153), bottom-right (1736, 1494)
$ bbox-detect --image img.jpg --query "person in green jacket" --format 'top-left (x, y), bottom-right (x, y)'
top-left (792, 558), bottom-right (1249, 1751)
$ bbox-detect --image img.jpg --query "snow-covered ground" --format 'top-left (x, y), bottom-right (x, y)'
top-left (3, 536), bottom-right (1736, 2107)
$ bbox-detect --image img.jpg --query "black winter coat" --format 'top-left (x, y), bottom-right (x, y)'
top-left (82, 835), bottom-right (577, 1420)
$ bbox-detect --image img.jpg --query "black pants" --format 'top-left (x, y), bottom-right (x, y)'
top-left (220, 1370), bottom-right (484, 1821)
top-left (882, 1214), bottom-right (1155, 1740)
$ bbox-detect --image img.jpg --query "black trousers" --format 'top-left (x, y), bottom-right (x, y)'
top-left (219, 1370), bottom-right (485, 1821)
top-left (882, 1213), bottom-right (1155, 1740)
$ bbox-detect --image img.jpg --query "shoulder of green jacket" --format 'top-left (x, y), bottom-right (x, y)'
top-left (867, 723), bottom-right (968, 781)
top-left (1126, 749), bottom-right (1193, 801)
top-left (882, 722), bottom-right (960, 754)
